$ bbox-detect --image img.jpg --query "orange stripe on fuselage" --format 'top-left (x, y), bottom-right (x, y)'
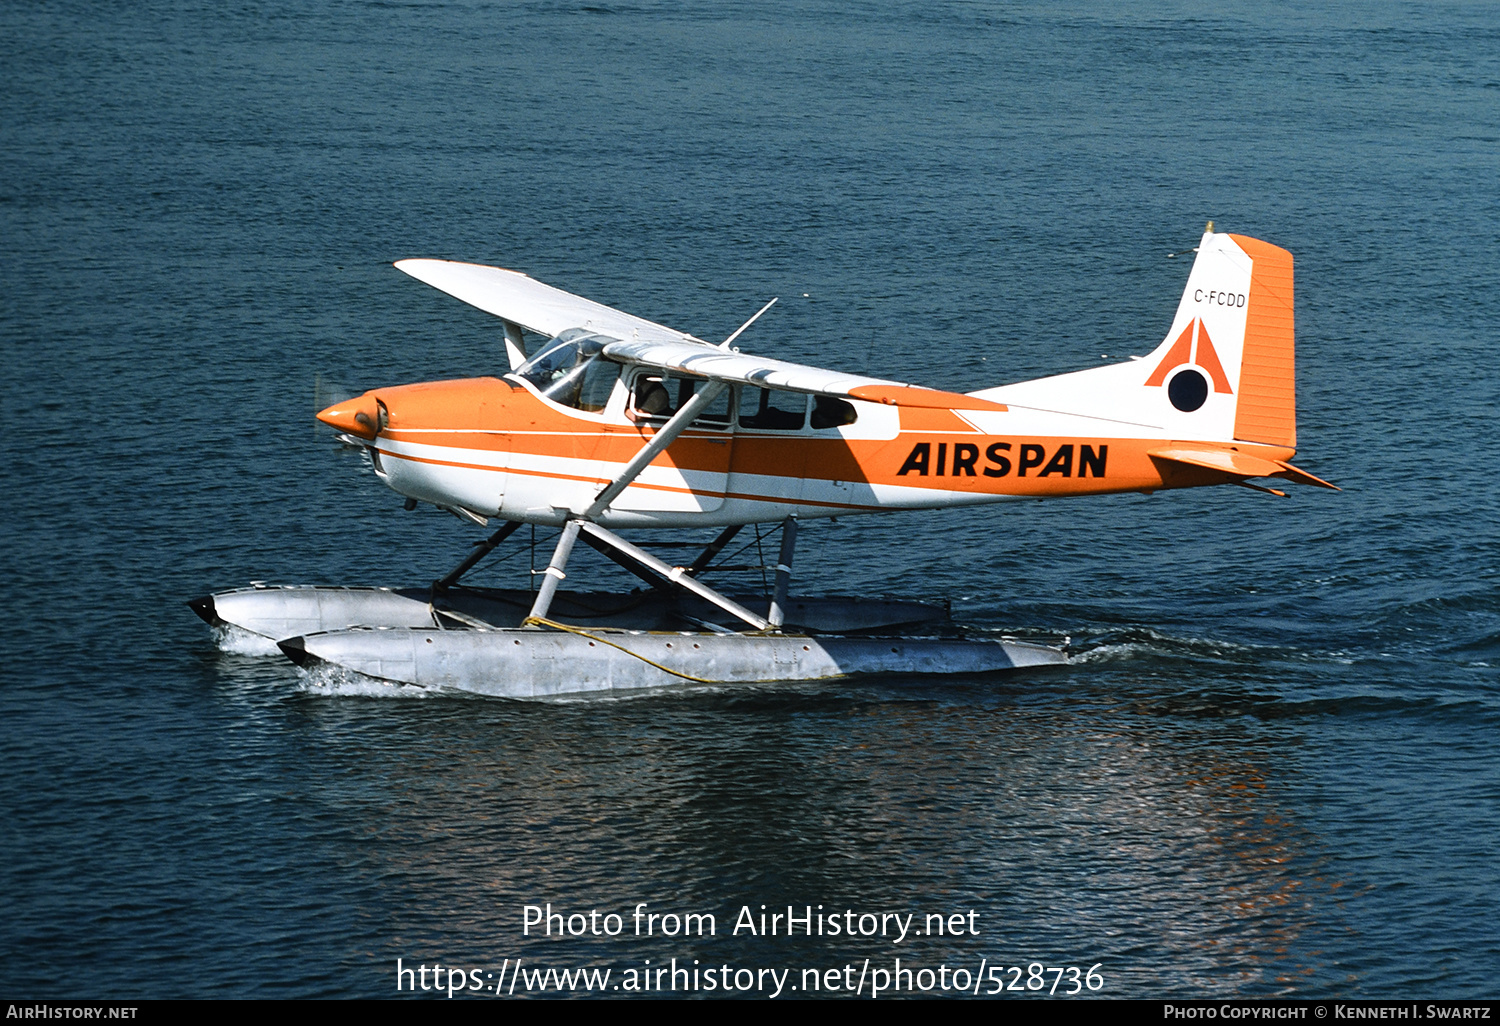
top-left (367, 377), bottom-right (1298, 503)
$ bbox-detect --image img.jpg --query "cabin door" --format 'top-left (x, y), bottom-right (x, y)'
top-left (613, 372), bottom-right (733, 513)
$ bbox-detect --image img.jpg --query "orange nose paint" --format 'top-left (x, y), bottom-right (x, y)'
top-left (317, 394), bottom-right (380, 439)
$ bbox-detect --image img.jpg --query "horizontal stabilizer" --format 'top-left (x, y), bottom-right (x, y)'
top-left (1149, 446), bottom-right (1338, 490)
top-left (1269, 460), bottom-right (1339, 491)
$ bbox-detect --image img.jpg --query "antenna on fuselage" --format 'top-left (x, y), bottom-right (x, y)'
top-left (719, 297), bottom-right (778, 350)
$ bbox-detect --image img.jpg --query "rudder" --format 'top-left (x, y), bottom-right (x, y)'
top-left (1227, 234), bottom-right (1296, 448)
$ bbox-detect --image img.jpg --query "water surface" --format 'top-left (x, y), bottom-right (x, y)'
top-left (2, 0), bottom-right (1497, 998)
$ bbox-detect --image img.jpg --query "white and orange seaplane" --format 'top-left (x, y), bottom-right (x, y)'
top-left (193, 226), bottom-right (1334, 697)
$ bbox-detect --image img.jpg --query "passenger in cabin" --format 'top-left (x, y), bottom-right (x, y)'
top-left (633, 378), bottom-right (671, 418)
top-left (811, 396), bottom-right (857, 429)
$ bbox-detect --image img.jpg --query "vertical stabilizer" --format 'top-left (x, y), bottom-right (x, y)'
top-left (1227, 234), bottom-right (1296, 447)
top-left (1138, 229), bottom-right (1297, 446)
top-left (1134, 230), bottom-right (1255, 441)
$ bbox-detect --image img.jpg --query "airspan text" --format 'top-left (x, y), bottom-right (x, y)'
top-left (896, 442), bottom-right (1106, 479)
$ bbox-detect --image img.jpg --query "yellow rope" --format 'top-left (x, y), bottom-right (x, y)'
top-left (522, 616), bottom-right (724, 684)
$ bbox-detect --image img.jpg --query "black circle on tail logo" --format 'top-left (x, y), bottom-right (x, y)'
top-left (1168, 368), bottom-right (1209, 412)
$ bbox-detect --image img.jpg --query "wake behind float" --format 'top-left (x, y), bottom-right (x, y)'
top-left (193, 225), bottom-right (1337, 695)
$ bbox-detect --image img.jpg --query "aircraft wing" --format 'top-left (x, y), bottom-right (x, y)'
top-left (601, 337), bottom-right (1007, 411)
top-left (394, 259), bottom-right (695, 343)
top-left (398, 258), bottom-right (1006, 412)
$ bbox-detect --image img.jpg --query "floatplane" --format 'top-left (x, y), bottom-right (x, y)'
top-left (192, 226), bottom-right (1335, 696)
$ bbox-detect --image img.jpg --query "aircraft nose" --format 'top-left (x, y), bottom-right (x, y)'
top-left (317, 393), bottom-right (381, 439)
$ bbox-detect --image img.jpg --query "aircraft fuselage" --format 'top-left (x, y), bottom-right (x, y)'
top-left (324, 371), bottom-right (1295, 529)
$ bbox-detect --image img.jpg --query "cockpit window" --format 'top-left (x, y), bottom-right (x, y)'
top-left (514, 328), bottom-right (621, 412)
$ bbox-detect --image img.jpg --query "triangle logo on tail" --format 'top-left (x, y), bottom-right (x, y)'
top-left (1144, 318), bottom-right (1233, 394)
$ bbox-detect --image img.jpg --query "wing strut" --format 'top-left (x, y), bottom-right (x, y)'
top-left (583, 381), bottom-right (727, 518)
top-left (522, 379), bottom-right (800, 632)
top-left (527, 382), bottom-right (731, 624)
top-left (502, 322), bottom-right (528, 371)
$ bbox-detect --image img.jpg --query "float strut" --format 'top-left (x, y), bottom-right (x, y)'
top-left (527, 520), bottom-right (582, 623)
top-left (766, 516), bottom-right (798, 629)
top-left (687, 524), bottom-right (743, 576)
top-left (433, 520), bottom-right (522, 592)
top-left (577, 522), bottom-right (770, 631)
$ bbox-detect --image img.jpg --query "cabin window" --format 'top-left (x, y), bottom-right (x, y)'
top-left (514, 329), bottom-right (621, 412)
top-left (811, 395), bottom-right (857, 429)
top-left (738, 387), bottom-right (807, 431)
top-left (630, 373), bottom-right (732, 428)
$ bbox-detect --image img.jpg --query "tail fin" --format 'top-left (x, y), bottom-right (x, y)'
top-left (1137, 229), bottom-right (1296, 446)
top-left (1135, 234), bottom-right (1334, 491)
top-left (972, 229), bottom-right (1297, 449)
top-left (1225, 234), bottom-right (1295, 447)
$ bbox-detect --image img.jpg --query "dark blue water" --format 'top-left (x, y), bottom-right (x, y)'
top-left (3, 0), bottom-right (1497, 999)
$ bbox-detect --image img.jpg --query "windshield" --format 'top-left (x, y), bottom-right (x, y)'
top-left (514, 329), bottom-right (617, 408)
